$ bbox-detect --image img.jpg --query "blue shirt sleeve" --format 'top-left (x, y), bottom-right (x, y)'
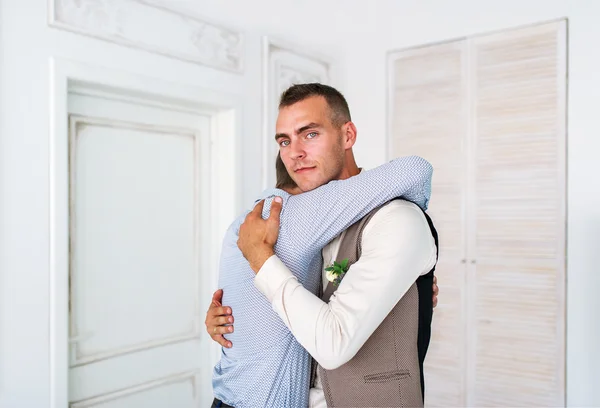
top-left (264, 155), bottom-right (433, 252)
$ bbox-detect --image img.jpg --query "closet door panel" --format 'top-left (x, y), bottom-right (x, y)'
top-left (471, 20), bottom-right (567, 407)
top-left (388, 40), bottom-right (468, 407)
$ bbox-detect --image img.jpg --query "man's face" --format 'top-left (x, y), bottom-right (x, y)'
top-left (275, 96), bottom-right (346, 192)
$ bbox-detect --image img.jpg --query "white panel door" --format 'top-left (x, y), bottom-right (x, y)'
top-left (67, 90), bottom-right (212, 408)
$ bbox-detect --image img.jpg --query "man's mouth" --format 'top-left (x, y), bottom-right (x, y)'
top-left (294, 166), bottom-right (316, 173)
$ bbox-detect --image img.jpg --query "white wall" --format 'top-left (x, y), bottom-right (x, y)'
top-left (1, 0), bottom-right (598, 406)
top-left (338, 1), bottom-right (600, 406)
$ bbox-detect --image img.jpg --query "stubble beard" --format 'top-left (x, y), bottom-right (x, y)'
top-left (301, 136), bottom-right (346, 191)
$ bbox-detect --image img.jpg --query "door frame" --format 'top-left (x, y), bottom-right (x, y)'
top-left (49, 57), bottom-right (242, 408)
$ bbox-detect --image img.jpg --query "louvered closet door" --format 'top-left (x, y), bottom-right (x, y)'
top-left (470, 20), bottom-right (567, 406)
top-left (388, 41), bottom-right (468, 407)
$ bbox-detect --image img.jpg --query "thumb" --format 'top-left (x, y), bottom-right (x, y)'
top-left (211, 289), bottom-right (223, 306)
top-left (266, 196), bottom-right (283, 244)
top-left (269, 196), bottom-right (283, 223)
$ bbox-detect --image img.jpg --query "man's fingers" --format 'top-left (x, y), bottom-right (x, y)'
top-left (211, 334), bottom-right (233, 348)
top-left (215, 315), bottom-right (234, 326)
top-left (205, 314), bottom-right (232, 330)
top-left (211, 325), bottom-right (234, 335)
top-left (240, 200), bottom-right (264, 230)
top-left (207, 306), bottom-right (232, 318)
top-left (251, 199), bottom-right (265, 217)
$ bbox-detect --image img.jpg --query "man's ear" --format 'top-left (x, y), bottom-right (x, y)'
top-left (342, 121), bottom-right (357, 149)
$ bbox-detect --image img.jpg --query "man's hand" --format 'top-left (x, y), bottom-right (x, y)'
top-left (237, 197), bottom-right (283, 273)
top-left (205, 289), bottom-right (234, 348)
top-left (432, 275), bottom-right (439, 308)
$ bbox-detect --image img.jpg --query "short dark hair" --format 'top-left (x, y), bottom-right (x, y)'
top-left (275, 152), bottom-right (297, 189)
top-left (279, 83), bottom-right (351, 127)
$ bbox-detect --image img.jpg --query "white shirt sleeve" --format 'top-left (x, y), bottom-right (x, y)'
top-left (253, 200), bottom-right (437, 370)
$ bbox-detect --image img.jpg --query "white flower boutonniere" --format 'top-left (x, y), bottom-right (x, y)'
top-left (325, 258), bottom-right (350, 287)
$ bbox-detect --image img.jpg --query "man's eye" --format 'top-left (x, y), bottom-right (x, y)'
top-left (279, 140), bottom-right (290, 147)
top-left (306, 132), bottom-right (317, 139)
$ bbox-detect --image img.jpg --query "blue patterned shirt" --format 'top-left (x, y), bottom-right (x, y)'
top-left (212, 155), bottom-right (433, 407)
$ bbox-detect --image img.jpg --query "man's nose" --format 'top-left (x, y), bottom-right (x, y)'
top-left (290, 143), bottom-right (306, 160)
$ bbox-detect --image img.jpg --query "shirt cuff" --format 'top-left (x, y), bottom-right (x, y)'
top-left (254, 255), bottom-right (296, 302)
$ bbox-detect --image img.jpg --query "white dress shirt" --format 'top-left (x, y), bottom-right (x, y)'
top-left (254, 199), bottom-right (437, 407)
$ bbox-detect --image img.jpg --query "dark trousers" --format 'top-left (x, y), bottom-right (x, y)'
top-left (211, 398), bottom-right (234, 408)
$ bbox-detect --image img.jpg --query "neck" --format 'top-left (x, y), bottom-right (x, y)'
top-left (283, 186), bottom-right (303, 195)
top-left (336, 152), bottom-right (360, 181)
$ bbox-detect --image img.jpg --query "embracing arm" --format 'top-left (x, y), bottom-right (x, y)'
top-left (254, 201), bottom-right (437, 368)
top-left (276, 155), bottom-right (432, 252)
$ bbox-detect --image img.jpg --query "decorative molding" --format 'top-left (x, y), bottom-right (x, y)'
top-left (67, 114), bottom-right (202, 368)
top-left (276, 65), bottom-right (323, 96)
top-left (261, 37), bottom-right (331, 189)
top-left (69, 371), bottom-right (197, 407)
top-left (49, 0), bottom-right (244, 72)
